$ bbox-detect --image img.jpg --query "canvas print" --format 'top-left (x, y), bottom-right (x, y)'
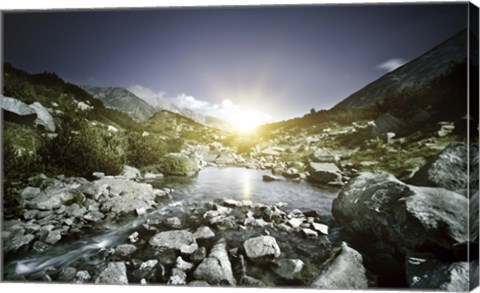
top-left (1, 2), bottom-right (479, 291)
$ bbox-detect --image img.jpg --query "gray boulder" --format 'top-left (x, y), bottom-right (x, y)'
top-left (193, 240), bottom-right (236, 286)
top-left (193, 226), bottom-right (215, 240)
top-left (310, 148), bottom-right (338, 163)
top-left (118, 165), bottom-right (141, 179)
top-left (263, 174), bottom-right (281, 182)
top-left (274, 259), bottom-right (304, 280)
top-left (94, 262), bottom-right (128, 285)
top-left (243, 236), bottom-right (281, 263)
top-left (306, 162), bottom-right (343, 186)
top-left (311, 242), bottom-right (368, 289)
top-left (149, 230), bottom-right (198, 254)
top-left (410, 142), bottom-right (478, 194)
top-left (29, 102), bottom-right (56, 132)
top-left (113, 244), bottom-right (138, 258)
top-left (332, 172), bottom-right (468, 252)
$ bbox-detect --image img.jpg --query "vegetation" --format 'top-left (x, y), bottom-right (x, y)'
top-left (154, 155), bottom-right (199, 176)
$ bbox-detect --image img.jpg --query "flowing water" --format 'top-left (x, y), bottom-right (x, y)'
top-left (4, 167), bottom-right (338, 281)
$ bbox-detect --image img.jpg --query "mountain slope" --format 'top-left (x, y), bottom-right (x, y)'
top-left (334, 29), bottom-right (473, 109)
top-left (82, 86), bottom-right (157, 120)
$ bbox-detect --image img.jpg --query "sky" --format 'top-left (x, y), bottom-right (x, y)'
top-left (3, 3), bottom-right (470, 125)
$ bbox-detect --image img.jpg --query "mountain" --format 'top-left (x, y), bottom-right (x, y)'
top-left (334, 29), bottom-right (475, 109)
top-left (82, 86), bottom-right (157, 120)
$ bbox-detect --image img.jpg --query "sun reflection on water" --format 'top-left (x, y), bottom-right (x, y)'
top-left (242, 171), bottom-right (251, 200)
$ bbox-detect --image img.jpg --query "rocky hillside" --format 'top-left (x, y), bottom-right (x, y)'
top-left (82, 86), bottom-right (157, 120)
top-left (334, 29), bottom-right (476, 109)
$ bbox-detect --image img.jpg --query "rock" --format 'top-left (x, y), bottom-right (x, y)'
top-left (471, 192), bottom-right (479, 242)
top-left (165, 217), bottom-right (182, 228)
top-left (131, 259), bottom-right (160, 282)
top-left (144, 172), bottom-right (163, 179)
top-left (58, 267), bottom-right (77, 282)
top-left (168, 268), bottom-right (187, 285)
top-left (45, 230), bottom-right (62, 245)
top-left (263, 174), bottom-right (281, 182)
top-left (190, 246), bottom-right (207, 264)
top-left (410, 142), bottom-right (477, 194)
top-left (188, 280), bottom-right (210, 286)
top-left (1, 96), bottom-right (36, 117)
top-left (288, 218), bottom-right (303, 228)
top-left (113, 244), bottom-right (138, 258)
top-left (65, 204), bottom-right (87, 218)
top-left (74, 270), bottom-right (91, 283)
top-left (302, 228), bottom-right (318, 239)
top-left (371, 113), bottom-right (409, 138)
top-left (176, 256), bottom-right (194, 271)
top-left (274, 259), bottom-right (304, 280)
top-left (261, 147), bottom-right (284, 156)
top-left (128, 231), bottom-right (139, 243)
top-left (243, 236), bottom-right (281, 263)
top-left (4, 233), bottom-right (35, 253)
top-left (29, 102), bottom-right (56, 132)
top-left (406, 256), bottom-right (468, 291)
top-left (79, 181), bottom-right (107, 201)
top-left (306, 162), bottom-right (343, 186)
top-left (84, 211), bottom-right (104, 222)
top-left (311, 223), bottom-right (329, 235)
top-left (332, 172), bottom-right (468, 253)
top-left (135, 207), bottom-right (147, 216)
top-left (311, 242), bottom-right (368, 289)
top-left (193, 226), bottom-right (215, 240)
top-left (119, 165), bottom-right (141, 179)
top-left (239, 275), bottom-right (267, 287)
top-left (21, 187), bottom-right (41, 200)
top-left (26, 188), bottom-right (74, 210)
top-left (94, 262), bottom-right (128, 285)
top-left (149, 230), bottom-right (198, 254)
top-left (92, 172), bottom-right (105, 179)
top-left (310, 148), bottom-right (338, 163)
top-left (193, 240), bottom-right (236, 285)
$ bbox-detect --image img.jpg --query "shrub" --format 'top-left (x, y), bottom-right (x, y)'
top-left (155, 154), bottom-right (198, 176)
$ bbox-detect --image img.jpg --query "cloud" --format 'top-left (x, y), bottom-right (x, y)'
top-left (128, 85), bottom-right (167, 107)
top-left (377, 58), bottom-right (406, 72)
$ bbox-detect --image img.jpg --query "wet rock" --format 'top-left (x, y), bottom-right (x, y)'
top-left (274, 259), bottom-right (304, 280)
top-left (135, 207), bottom-right (147, 216)
top-left (311, 223), bottom-right (329, 235)
top-left (176, 256), bottom-right (194, 271)
top-left (165, 217), bottom-right (182, 228)
top-left (58, 267), bottom-right (77, 282)
top-left (193, 226), bottom-right (215, 240)
top-left (301, 228), bottom-right (318, 239)
top-left (21, 187), bottom-right (41, 200)
top-left (263, 174), bottom-right (281, 182)
top-left (45, 230), bottom-right (62, 245)
top-left (193, 240), bottom-right (236, 285)
top-left (94, 262), bottom-right (128, 285)
top-left (32, 241), bottom-right (49, 253)
top-left (168, 268), bottom-right (187, 285)
top-left (131, 259), bottom-right (160, 282)
top-left (307, 162), bottom-right (343, 186)
top-left (311, 242), bottom-right (368, 289)
top-left (4, 233), bottom-right (35, 254)
top-left (243, 236), bottom-right (281, 263)
top-left (149, 230), bottom-right (198, 254)
top-left (332, 172), bottom-right (468, 252)
top-left (74, 271), bottom-right (91, 283)
top-left (113, 244), bottom-right (138, 258)
top-left (128, 232), bottom-right (139, 243)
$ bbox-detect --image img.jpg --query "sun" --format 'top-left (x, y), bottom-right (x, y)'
top-left (230, 108), bottom-right (270, 134)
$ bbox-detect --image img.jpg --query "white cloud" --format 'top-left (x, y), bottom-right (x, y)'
top-left (377, 58), bottom-right (406, 72)
top-left (128, 85), bottom-right (169, 108)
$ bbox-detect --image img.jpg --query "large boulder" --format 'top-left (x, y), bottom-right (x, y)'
top-left (306, 162), bottom-right (343, 186)
top-left (192, 240), bottom-right (236, 286)
top-left (332, 172), bottom-right (468, 253)
top-left (371, 113), bottom-right (409, 138)
top-left (311, 242), bottom-right (368, 289)
top-left (410, 142), bottom-right (478, 194)
top-left (0, 96), bottom-right (37, 125)
top-left (149, 230), bottom-right (198, 254)
top-left (310, 148), bottom-right (338, 163)
top-left (94, 262), bottom-right (129, 285)
top-left (29, 102), bottom-right (56, 132)
top-left (243, 236), bottom-right (281, 263)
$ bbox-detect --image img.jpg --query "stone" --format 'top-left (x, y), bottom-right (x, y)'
top-left (165, 217), bottom-right (182, 228)
top-left (190, 246), bottom-right (207, 264)
top-left (94, 262), bottom-right (128, 285)
top-left (84, 211), bottom-right (104, 222)
top-left (128, 231), bottom-right (139, 243)
top-left (302, 228), bottom-right (318, 239)
top-left (306, 162), bottom-right (343, 186)
top-left (310, 148), bottom-right (338, 163)
top-left (239, 275), bottom-right (267, 287)
top-left (288, 218), bottom-right (303, 228)
top-left (131, 259), bottom-right (159, 282)
top-left (263, 174), bottom-right (281, 182)
top-left (176, 256), bottom-right (194, 272)
top-left (274, 259), bottom-right (304, 280)
top-left (92, 172), bottom-right (105, 179)
top-left (193, 240), bottom-right (236, 285)
top-left (188, 280), bottom-right (210, 286)
top-left (45, 230), bottom-right (62, 245)
top-left (168, 268), bottom-right (187, 285)
top-left (149, 230), bottom-right (198, 254)
top-left (58, 267), bottom-right (77, 282)
top-left (74, 271), bottom-right (91, 283)
top-left (311, 223), bottom-right (329, 235)
top-left (28, 102), bottom-right (56, 132)
top-left (114, 244), bottom-right (138, 258)
top-left (371, 113), bottom-right (409, 138)
top-left (332, 172), bottom-right (468, 253)
top-left (21, 187), bottom-right (41, 200)
top-left (243, 236), bottom-right (281, 263)
top-left (311, 242), bottom-right (368, 289)
top-left (119, 165), bottom-right (141, 179)
top-left (65, 203), bottom-right (87, 218)
top-left (193, 226), bottom-right (215, 240)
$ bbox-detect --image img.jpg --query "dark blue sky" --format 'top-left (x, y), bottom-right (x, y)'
top-left (3, 3), bottom-right (468, 121)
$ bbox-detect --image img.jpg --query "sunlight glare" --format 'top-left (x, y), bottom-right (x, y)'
top-left (231, 108), bottom-right (270, 133)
